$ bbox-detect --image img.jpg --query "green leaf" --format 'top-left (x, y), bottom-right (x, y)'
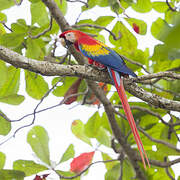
top-left (13, 160), bottom-right (48, 176)
top-left (0, 94), bottom-right (25, 105)
top-left (11, 19), bottom-right (29, 34)
top-left (28, 0), bottom-right (40, 3)
top-left (0, 12), bottom-right (7, 22)
top-left (105, 164), bottom-right (120, 180)
top-left (152, 1), bottom-right (169, 13)
top-left (151, 44), bottom-right (171, 61)
top-left (162, 15), bottom-right (180, 49)
top-left (132, 0), bottom-right (152, 13)
top-left (122, 159), bottom-right (135, 180)
top-left (0, 24), bottom-right (6, 35)
top-left (0, 111), bottom-right (11, 136)
top-left (125, 18), bottom-right (147, 35)
top-left (82, 0), bottom-right (108, 11)
top-left (0, 32), bottom-right (25, 48)
top-left (0, 61), bottom-right (8, 89)
top-left (96, 127), bottom-right (111, 147)
top-left (25, 71), bottom-right (49, 100)
top-left (59, 144), bottom-right (75, 163)
top-left (0, 66), bottom-right (20, 97)
top-left (100, 112), bottom-right (112, 134)
top-left (0, 170), bottom-right (25, 180)
top-left (151, 44), bottom-right (180, 72)
top-left (31, 1), bottom-right (49, 26)
top-left (151, 18), bottom-right (170, 42)
top-left (109, 0), bottom-right (129, 14)
top-left (0, 0), bottom-right (14, 11)
top-left (55, 0), bottom-right (67, 15)
top-left (0, 152), bottom-right (6, 169)
top-left (71, 120), bottom-right (91, 145)
top-left (149, 166), bottom-right (175, 180)
top-left (165, 10), bottom-right (179, 24)
top-left (56, 170), bottom-right (80, 180)
top-left (26, 38), bottom-right (42, 59)
top-left (101, 152), bottom-right (118, 170)
top-left (52, 77), bottom-right (77, 97)
top-left (84, 111), bottom-right (101, 137)
top-left (27, 126), bottom-right (51, 165)
top-left (109, 21), bottom-right (137, 52)
top-left (116, 48), bottom-right (149, 72)
top-left (95, 16), bottom-right (115, 27)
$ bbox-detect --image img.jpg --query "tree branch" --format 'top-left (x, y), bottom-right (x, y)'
top-left (72, 24), bottom-right (121, 40)
top-left (55, 159), bottom-right (118, 179)
top-left (0, 45), bottom-right (180, 112)
top-left (138, 127), bottom-right (180, 153)
top-left (29, 16), bottom-right (53, 39)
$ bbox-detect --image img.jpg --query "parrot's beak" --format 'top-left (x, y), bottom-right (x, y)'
top-left (60, 37), bottom-right (73, 48)
top-left (60, 37), bottom-right (66, 47)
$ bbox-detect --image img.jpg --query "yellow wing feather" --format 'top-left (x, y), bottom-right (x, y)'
top-left (81, 41), bottom-right (110, 56)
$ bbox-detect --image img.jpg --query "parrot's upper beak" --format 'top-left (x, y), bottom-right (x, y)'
top-left (59, 37), bottom-right (73, 48)
top-left (60, 37), bottom-right (66, 47)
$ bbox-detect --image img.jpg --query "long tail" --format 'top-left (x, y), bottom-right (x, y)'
top-left (108, 68), bottom-right (150, 169)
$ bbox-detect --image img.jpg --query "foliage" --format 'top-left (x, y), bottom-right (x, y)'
top-left (0, 0), bottom-right (180, 179)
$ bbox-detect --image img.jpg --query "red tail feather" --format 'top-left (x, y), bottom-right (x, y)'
top-left (111, 69), bottom-right (150, 169)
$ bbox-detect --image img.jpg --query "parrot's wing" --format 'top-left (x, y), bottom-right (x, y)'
top-left (78, 38), bottom-right (136, 77)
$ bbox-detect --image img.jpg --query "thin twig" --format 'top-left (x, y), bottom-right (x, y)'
top-left (67, 0), bottom-right (88, 8)
top-left (55, 159), bottom-right (119, 179)
top-left (120, 55), bottom-right (150, 74)
top-left (147, 157), bottom-right (180, 167)
top-left (134, 71), bottom-right (180, 82)
top-left (138, 126), bottom-right (180, 153)
top-left (118, 152), bottom-right (124, 180)
top-left (116, 0), bottom-right (130, 18)
top-left (0, 80), bottom-right (61, 146)
top-left (164, 157), bottom-right (175, 180)
top-left (166, 0), bottom-right (177, 11)
top-left (29, 16), bottom-right (53, 39)
top-left (72, 24), bottom-right (121, 40)
top-left (114, 105), bottom-right (168, 125)
top-left (0, 21), bottom-right (13, 32)
top-left (152, 84), bottom-right (180, 97)
top-left (14, 0), bottom-right (23, 5)
top-left (0, 91), bottom-right (87, 124)
top-left (13, 79), bottom-right (61, 136)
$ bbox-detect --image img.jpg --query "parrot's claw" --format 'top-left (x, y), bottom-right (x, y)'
top-left (85, 64), bottom-right (107, 71)
top-left (96, 66), bottom-right (107, 71)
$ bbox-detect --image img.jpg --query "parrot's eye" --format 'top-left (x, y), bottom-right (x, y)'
top-left (64, 32), bottom-right (76, 43)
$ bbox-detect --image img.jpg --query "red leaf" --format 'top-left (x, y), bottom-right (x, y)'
top-left (63, 78), bottom-right (82, 104)
top-left (33, 174), bottom-right (49, 180)
top-left (70, 151), bottom-right (95, 173)
top-left (133, 23), bottom-right (140, 34)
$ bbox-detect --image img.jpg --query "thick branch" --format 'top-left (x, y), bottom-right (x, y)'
top-left (86, 80), bottom-right (146, 179)
top-left (1, 45), bottom-right (180, 112)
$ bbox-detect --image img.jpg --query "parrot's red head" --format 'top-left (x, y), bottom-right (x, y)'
top-left (59, 30), bottom-right (87, 47)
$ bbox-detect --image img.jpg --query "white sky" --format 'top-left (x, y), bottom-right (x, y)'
top-left (0, 0), bottom-right (180, 180)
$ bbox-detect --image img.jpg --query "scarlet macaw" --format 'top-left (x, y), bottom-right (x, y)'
top-left (59, 30), bottom-right (150, 169)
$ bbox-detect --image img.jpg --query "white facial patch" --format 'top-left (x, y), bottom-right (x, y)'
top-left (65, 32), bottom-right (76, 43)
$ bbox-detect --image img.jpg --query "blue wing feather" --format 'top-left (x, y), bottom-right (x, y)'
top-left (79, 44), bottom-right (137, 77)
